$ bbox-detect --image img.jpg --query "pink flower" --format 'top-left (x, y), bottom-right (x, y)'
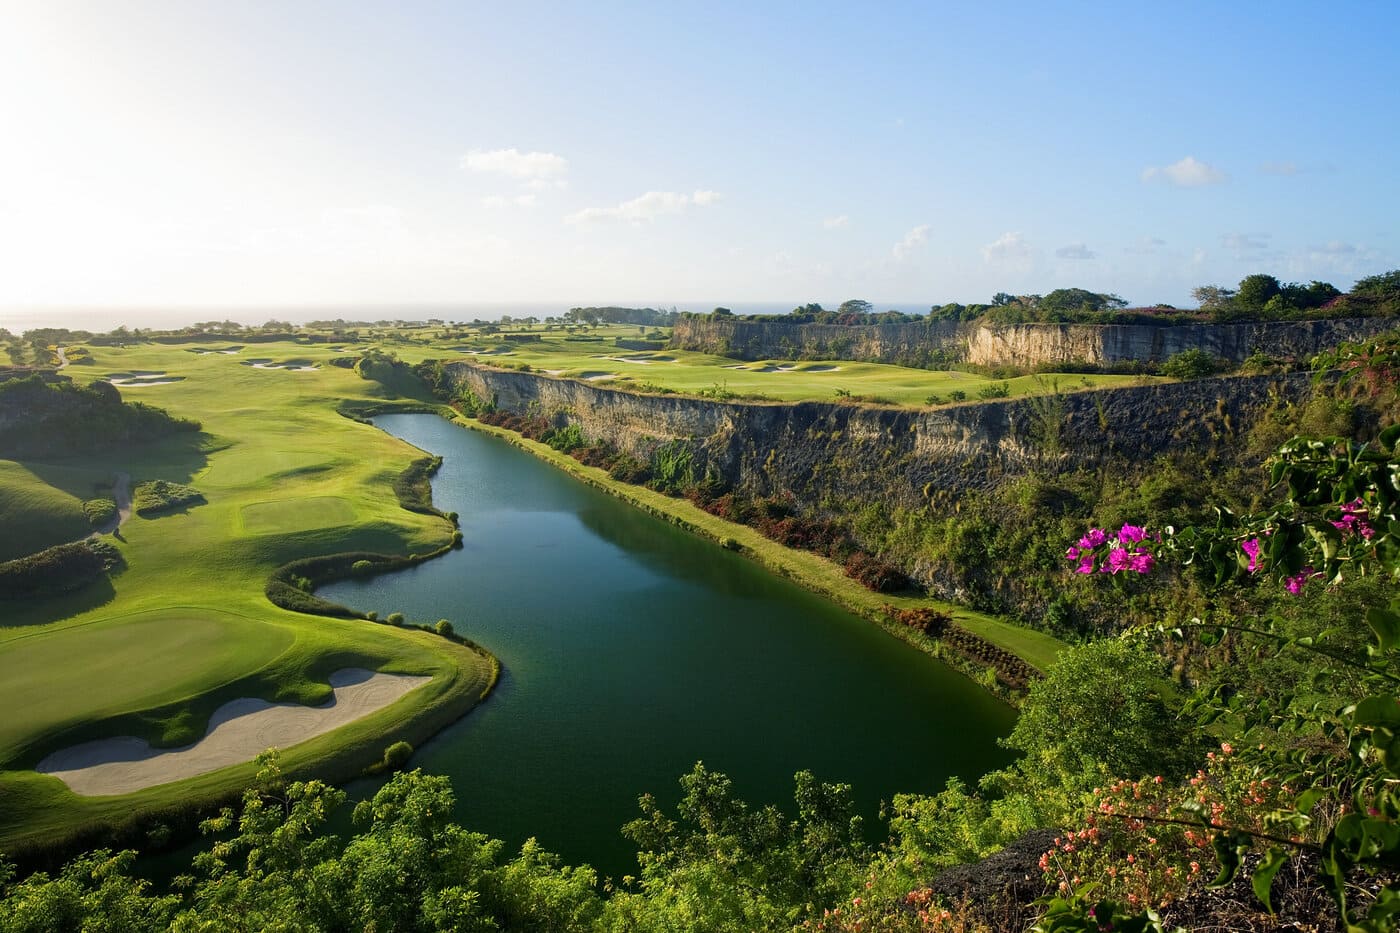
top-left (1079, 528), bottom-right (1108, 549)
top-left (1284, 567), bottom-right (1315, 595)
top-left (1241, 537), bottom-right (1262, 572)
top-left (1128, 552), bottom-right (1154, 574)
top-left (1103, 547), bottom-right (1132, 573)
top-left (1118, 523), bottom-right (1147, 545)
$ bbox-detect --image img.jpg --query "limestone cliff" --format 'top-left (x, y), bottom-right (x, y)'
top-left (445, 362), bottom-right (1307, 510)
top-left (670, 315), bottom-right (1394, 368)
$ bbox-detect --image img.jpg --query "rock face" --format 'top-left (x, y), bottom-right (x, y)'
top-left (670, 315), bottom-right (1394, 367)
top-left (445, 362), bottom-right (1310, 512)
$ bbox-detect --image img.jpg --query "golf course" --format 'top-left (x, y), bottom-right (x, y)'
top-left (0, 338), bottom-right (498, 855)
top-left (0, 327), bottom-right (1072, 860)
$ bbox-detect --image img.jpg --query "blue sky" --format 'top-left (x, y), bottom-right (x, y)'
top-left (1, 0), bottom-right (1396, 319)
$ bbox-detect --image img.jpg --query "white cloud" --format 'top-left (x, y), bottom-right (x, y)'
top-left (565, 189), bottom-right (720, 225)
top-left (1055, 242), bottom-right (1096, 260)
top-left (461, 148), bottom-right (569, 182)
top-left (823, 214), bottom-right (850, 230)
top-left (1310, 240), bottom-right (1357, 255)
top-left (891, 224), bottom-right (930, 260)
top-left (1124, 236), bottom-right (1166, 255)
top-left (1141, 155), bottom-right (1226, 187)
top-left (981, 230), bottom-right (1030, 263)
top-left (1221, 232), bottom-right (1270, 252)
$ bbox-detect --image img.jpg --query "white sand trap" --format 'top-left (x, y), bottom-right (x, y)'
top-left (37, 668), bottom-right (430, 796)
top-left (541, 369), bottom-right (566, 375)
top-left (582, 372), bottom-right (619, 381)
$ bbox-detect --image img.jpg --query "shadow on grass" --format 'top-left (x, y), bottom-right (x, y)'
top-left (0, 575), bottom-right (118, 628)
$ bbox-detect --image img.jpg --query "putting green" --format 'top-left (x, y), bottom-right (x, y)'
top-left (200, 450), bottom-right (338, 488)
top-left (0, 609), bottom-right (294, 759)
top-left (241, 496), bottom-right (357, 534)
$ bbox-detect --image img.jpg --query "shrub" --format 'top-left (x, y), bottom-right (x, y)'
top-left (82, 497), bottom-right (117, 527)
top-left (948, 389), bottom-right (967, 401)
top-left (451, 530), bottom-right (463, 547)
top-left (0, 540), bottom-right (113, 599)
top-left (132, 480), bottom-right (204, 517)
top-left (843, 551), bottom-right (907, 592)
top-left (386, 612), bottom-right (405, 626)
top-left (365, 611), bottom-right (379, 622)
top-left (719, 537), bottom-right (740, 551)
top-left (381, 740), bottom-right (414, 771)
top-left (1160, 347), bottom-right (1218, 380)
top-left (434, 619), bottom-right (454, 638)
top-left (976, 381), bottom-right (1010, 399)
top-left (352, 559), bottom-right (374, 575)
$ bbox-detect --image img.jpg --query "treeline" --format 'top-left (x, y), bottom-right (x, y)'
top-left (563, 306), bottom-right (679, 327)
top-left (686, 269), bottom-right (1400, 328)
top-left (0, 375), bottom-right (200, 459)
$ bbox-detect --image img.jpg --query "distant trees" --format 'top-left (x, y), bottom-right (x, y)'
top-left (1192, 273), bottom-right (1346, 320)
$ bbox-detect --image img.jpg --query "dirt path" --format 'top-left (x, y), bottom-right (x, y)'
top-left (92, 471), bottom-right (132, 536)
top-left (36, 668), bottom-right (431, 796)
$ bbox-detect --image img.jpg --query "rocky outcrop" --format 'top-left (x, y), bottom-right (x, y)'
top-left (445, 362), bottom-right (1310, 510)
top-left (670, 315), bottom-right (1395, 368)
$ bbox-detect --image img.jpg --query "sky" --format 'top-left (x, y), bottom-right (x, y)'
top-left (1, 0), bottom-right (1397, 325)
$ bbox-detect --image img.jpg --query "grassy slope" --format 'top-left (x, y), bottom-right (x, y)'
top-left (459, 416), bottom-right (1066, 673)
top-left (0, 462), bottom-right (93, 560)
top-left (427, 334), bottom-right (1162, 406)
top-left (0, 343), bottom-right (494, 854)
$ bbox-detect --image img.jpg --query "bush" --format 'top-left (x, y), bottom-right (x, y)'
top-left (386, 612), bottom-right (405, 626)
top-left (843, 551), bottom-right (907, 592)
top-left (0, 541), bottom-right (113, 599)
top-left (82, 497), bottom-right (117, 527)
top-left (1160, 347), bottom-right (1218, 380)
top-left (381, 740), bottom-right (414, 771)
top-left (434, 619), bottom-right (454, 638)
top-left (352, 560), bottom-right (374, 575)
top-left (132, 480), bottom-right (204, 517)
top-left (976, 381), bottom-right (1010, 399)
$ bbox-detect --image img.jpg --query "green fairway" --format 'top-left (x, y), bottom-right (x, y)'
top-left (0, 339), bottom-right (495, 854)
top-left (0, 461), bottom-right (93, 560)
top-left (403, 327), bottom-right (1166, 405)
top-left (241, 495), bottom-right (357, 534)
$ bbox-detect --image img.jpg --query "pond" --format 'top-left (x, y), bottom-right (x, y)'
top-left (321, 413), bottom-right (1016, 878)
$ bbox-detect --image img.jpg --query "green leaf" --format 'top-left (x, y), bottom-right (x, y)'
top-left (1208, 831), bottom-right (1249, 889)
top-left (1252, 848), bottom-right (1287, 913)
top-left (1368, 607), bottom-right (1400, 652)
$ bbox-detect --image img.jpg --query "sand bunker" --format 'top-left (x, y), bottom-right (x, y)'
top-left (803, 365), bottom-right (842, 372)
top-left (36, 668), bottom-right (430, 796)
top-left (105, 372), bottom-right (184, 387)
top-left (579, 371), bottom-right (619, 381)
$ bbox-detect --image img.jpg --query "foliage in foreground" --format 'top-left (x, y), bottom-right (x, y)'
top-left (0, 758), bottom-right (868, 933)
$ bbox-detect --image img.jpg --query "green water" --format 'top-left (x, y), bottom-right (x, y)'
top-left (322, 414), bottom-right (1015, 878)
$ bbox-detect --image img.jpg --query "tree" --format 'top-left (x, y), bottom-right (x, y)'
top-left (1235, 273), bottom-right (1282, 313)
top-left (1192, 285), bottom-right (1236, 313)
top-left (991, 292), bottom-right (1016, 306)
top-left (1004, 639), bottom-right (1198, 780)
top-left (837, 299), bottom-right (873, 317)
top-left (711, 307), bottom-right (734, 317)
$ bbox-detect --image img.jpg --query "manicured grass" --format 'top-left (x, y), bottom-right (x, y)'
top-left (409, 327), bottom-right (1164, 406)
top-left (0, 462), bottom-right (92, 560)
top-left (0, 340), bottom-right (495, 854)
top-left (241, 496), bottom-right (357, 534)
